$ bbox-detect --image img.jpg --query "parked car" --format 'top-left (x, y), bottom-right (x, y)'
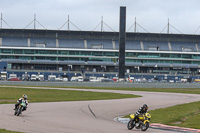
top-left (101, 79), bottom-right (114, 82)
top-left (48, 75), bottom-right (56, 81)
top-left (31, 74), bottom-right (38, 81)
top-left (89, 76), bottom-right (99, 82)
top-left (62, 77), bottom-right (68, 82)
top-left (9, 74), bottom-right (17, 79)
top-left (55, 77), bottom-right (63, 81)
top-left (38, 75), bottom-right (44, 81)
top-left (8, 78), bottom-right (21, 81)
top-left (71, 76), bottom-right (83, 82)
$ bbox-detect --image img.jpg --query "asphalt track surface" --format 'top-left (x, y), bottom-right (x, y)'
top-left (1, 87), bottom-right (200, 133)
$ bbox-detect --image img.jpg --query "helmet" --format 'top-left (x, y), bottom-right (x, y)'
top-left (23, 94), bottom-right (28, 100)
top-left (143, 104), bottom-right (148, 110)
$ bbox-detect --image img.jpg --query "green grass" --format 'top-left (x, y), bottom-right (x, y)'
top-left (0, 86), bottom-right (141, 104)
top-left (47, 86), bottom-right (200, 94)
top-left (124, 101), bottom-right (200, 129)
top-left (0, 129), bottom-right (22, 133)
top-left (2, 85), bottom-right (200, 94)
top-left (149, 101), bottom-right (200, 129)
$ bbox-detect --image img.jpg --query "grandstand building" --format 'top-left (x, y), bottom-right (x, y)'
top-left (0, 29), bottom-right (200, 80)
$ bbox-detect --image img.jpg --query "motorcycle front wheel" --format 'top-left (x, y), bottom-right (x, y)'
top-left (141, 122), bottom-right (149, 131)
top-left (127, 120), bottom-right (135, 130)
top-left (16, 107), bottom-right (22, 116)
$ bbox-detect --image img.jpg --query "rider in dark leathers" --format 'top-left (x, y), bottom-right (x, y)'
top-left (133, 104), bottom-right (148, 122)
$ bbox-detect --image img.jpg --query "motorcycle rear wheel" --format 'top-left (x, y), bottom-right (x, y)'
top-left (14, 109), bottom-right (17, 115)
top-left (141, 122), bottom-right (149, 131)
top-left (127, 120), bottom-right (135, 130)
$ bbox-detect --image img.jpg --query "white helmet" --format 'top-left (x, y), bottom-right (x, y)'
top-left (23, 94), bottom-right (28, 100)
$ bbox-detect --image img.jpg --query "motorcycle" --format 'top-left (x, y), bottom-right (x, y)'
top-left (14, 101), bottom-right (26, 116)
top-left (127, 112), bottom-right (151, 131)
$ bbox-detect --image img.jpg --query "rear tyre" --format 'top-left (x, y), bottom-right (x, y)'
top-left (141, 122), bottom-right (149, 131)
top-left (14, 109), bottom-right (17, 115)
top-left (127, 120), bottom-right (135, 130)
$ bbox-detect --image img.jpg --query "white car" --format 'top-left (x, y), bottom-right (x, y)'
top-left (71, 76), bottom-right (83, 82)
top-left (169, 80), bottom-right (174, 83)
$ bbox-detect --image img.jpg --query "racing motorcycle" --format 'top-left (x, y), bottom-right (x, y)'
top-left (14, 101), bottom-right (26, 116)
top-left (127, 112), bottom-right (151, 131)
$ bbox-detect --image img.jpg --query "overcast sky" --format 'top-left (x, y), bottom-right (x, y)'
top-left (1, 0), bottom-right (200, 34)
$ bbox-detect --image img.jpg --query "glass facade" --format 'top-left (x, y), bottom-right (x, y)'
top-left (0, 48), bottom-right (200, 65)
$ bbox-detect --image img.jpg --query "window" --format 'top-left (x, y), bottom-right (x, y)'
top-left (182, 61), bottom-right (191, 64)
top-left (92, 51), bottom-right (102, 56)
top-left (170, 54), bottom-right (181, 58)
top-left (138, 53), bottom-right (148, 57)
top-left (58, 57), bottom-right (68, 61)
top-left (46, 50), bottom-right (57, 55)
top-left (149, 53), bottom-right (159, 57)
top-left (20, 56), bottom-right (33, 60)
top-left (46, 57), bottom-right (57, 60)
top-left (58, 50), bottom-right (68, 55)
top-left (126, 52), bottom-right (136, 57)
top-left (12, 49), bottom-right (23, 54)
top-left (2, 49), bottom-right (11, 54)
top-left (104, 52), bottom-right (114, 56)
top-left (35, 50), bottom-right (45, 54)
top-left (69, 51), bottom-right (79, 55)
top-left (69, 57), bottom-right (79, 61)
top-left (24, 50), bottom-right (34, 54)
top-left (1, 55), bottom-right (12, 59)
top-left (182, 54), bottom-right (192, 59)
top-left (160, 53), bottom-right (170, 58)
top-left (172, 60), bottom-right (181, 64)
top-left (81, 51), bottom-right (91, 56)
top-left (35, 56), bottom-right (45, 60)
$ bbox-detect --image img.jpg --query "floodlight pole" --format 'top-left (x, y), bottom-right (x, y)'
top-left (68, 15), bottom-right (70, 31)
top-left (1, 13), bottom-right (2, 29)
top-left (134, 17), bottom-right (137, 32)
top-left (34, 14), bottom-right (36, 30)
top-left (102, 16), bottom-right (104, 32)
top-left (167, 18), bottom-right (169, 34)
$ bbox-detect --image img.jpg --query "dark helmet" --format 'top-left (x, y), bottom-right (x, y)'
top-left (143, 104), bottom-right (148, 110)
top-left (23, 94), bottom-right (28, 100)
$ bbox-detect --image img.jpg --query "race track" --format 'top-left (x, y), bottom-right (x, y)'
top-left (0, 87), bottom-right (200, 133)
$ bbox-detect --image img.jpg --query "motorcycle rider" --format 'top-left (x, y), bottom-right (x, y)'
top-left (14, 94), bottom-right (28, 111)
top-left (133, 104), bottom-right (149, 122)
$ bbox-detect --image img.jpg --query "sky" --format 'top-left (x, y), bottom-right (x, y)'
top-left (1, 0), bottom-right (200, 34)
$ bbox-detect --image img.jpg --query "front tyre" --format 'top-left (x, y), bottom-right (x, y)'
top-left (141, 122), bottom-right (149, 131)
top-left (16, 107), bottom-right (22, 116)
top-left (127, 120), bottom-right (135, 130)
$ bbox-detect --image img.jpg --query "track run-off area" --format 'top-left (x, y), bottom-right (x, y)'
top-left (0, 86), bottom-right (200, 133)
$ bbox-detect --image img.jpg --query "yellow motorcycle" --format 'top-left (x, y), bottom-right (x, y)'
top-left (127, 113), bottom-right (151, 131)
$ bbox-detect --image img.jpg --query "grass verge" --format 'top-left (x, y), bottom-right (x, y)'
top-left (0, 86), bottom-right (141, 104)
top-left (149, 101), bottom-right (200, 129)
top-left (0, 129), bottom-right (22, 133)
top-left (45, 86), bottom-right (200, 94)
top-left (124, 101), bottom-right (200, 129)
top-left (1, 85), bottom-right (200, 94)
